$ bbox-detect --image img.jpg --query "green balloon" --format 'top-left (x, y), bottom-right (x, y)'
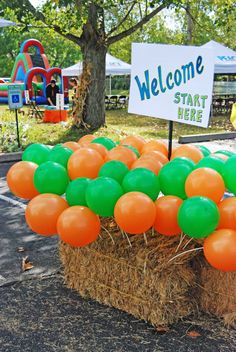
top-left (22, 143), bottom-right (50, 165)
top-left (92, 137), bottom-right (116, 150)
top-left (215, 150), bottom-right (235, 157)
top-left (123, 145), bottom-right (140, 158)
top-left (47, 146), bottom-right (73, 169)
top-left (34, 161), bottom-right (69, 195)
top-left (171, 157), bottom-right (195, 169)
top-left (196, 156), bottom-right (225, 175)
top-left (195, 145), bottom-right (211, 157)
top-left (122, 168), bottom-right (160, 201)
top-left (178, 196), bottom-right (219, 238)
top-left (86, 177), bottom-right (123, 217)
top-left (159, 161), bottom-right (193, 199)
top-left (66, 178), bottom-right (91, 206)
top-left (52, 144), bottom-right (63, 150)
top-left (222, 156), bottom-right (236, 194)
top-left (98, 160), bottom-right (129, 184)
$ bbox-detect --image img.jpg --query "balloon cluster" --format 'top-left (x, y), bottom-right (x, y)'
top-left (6, 134), bottom-right (236, 272)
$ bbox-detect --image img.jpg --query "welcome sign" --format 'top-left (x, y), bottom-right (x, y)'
top-left (128, 43), bottom-right (215, 128)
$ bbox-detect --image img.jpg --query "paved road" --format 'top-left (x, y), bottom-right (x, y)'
top-left (0, 162), bottom-right (235, 352)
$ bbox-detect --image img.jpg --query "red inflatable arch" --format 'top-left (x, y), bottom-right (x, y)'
top-left (20, 39), bottom-right (45, 55)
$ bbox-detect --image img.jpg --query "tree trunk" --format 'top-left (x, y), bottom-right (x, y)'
top-left (72, 3), bottom-right (106, 131)
top-left (185, 2), bottom-right (194, 45)
top-left (81, 44), bottom-right (106, 129)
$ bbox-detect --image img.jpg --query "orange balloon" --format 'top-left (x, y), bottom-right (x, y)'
top-left (78, 134), bottom-right (95, 146)
top-left (154, 196), bottom-right (183, 236)
top-left (106, 146), bottom-right (137, 168)
top-left (67, 147), bottom-right (104, 179)
top-left (171, 145), bottom-right (203, 163)
top-left (210, 153), bottom-right (229, 161)
top-left (140, 150), bottom-right (169, 165)
top-left (25, 194), bottom-right (68, 236)
top-left (170, 146), bottom-right (177, 157)
top-left (120, 135), bottom-right (146, 153)
top-left (218, 197), bottom-right (236, 230)
top-left (63, 141), bottom-right (80, 152)
top-left (7, 161), bottom-right (39, 199)
top-left (57, 206), bottom-right (100, 247)
top-left (114, 191), bottom-right (156, 234)
top-left (141, 140), bottom-right (168, 157)
top-left (204, 229), bottom-right (236, 271)
top-left (185, 167), bottom-right (225, 203)
top-left (131, 159), bottom-right (163, 175)
top-left (87, 143), bottom-right (108, 159)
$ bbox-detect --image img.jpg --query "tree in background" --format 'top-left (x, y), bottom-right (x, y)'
top-left (175, 1), bottom-right (236, 47)
top-left (0, 0), bottom-right (235, 130)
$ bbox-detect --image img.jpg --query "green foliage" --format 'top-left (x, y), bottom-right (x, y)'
top-left (172, 1), bottom-right (236, 47)
top-left (0, 26), bottom-right (81, 77)
top-left (109, 14), bottom-right (181, 63)
top-left (0, 1), bottom-right (235, 49)
top-left (0, 1), bottom-right (235, 65)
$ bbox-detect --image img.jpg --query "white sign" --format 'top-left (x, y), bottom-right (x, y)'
top-left (8, 84), bottom-right (23, 110)
top-left (128, 43), bottom-right (215, 128)
top-left (56, 93), bottom-right (64, 110)
top-left (24, 90), bottom-right (30, 104)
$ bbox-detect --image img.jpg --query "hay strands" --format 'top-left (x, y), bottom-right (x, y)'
top-left (101, 226), bottom-right (115, 245)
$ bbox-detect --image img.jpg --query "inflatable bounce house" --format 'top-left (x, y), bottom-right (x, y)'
top-left (0, 39), bottom-right (68, 104)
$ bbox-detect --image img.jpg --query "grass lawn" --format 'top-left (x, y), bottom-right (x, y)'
top-left (0, 104), bottom-right (233, 153)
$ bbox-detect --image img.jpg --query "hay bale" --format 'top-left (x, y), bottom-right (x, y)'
top-left (60, 222), bottom-right (198, 327)
top-left (197, 259), bottom-right (236, 327)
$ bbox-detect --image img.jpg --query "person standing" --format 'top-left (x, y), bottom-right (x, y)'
top-left (46, 79), bottom-right (59, 106)
top-left (69, 78), bottom-right (79, 107)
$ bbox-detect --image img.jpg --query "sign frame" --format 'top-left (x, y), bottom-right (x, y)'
top-left (128, 43), bottom-right (215, 129)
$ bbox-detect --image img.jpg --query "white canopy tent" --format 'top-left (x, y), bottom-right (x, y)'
top-left (0, 18), bottom-right (16, 28)
top-left (62, 53), bottom-right (131, 76)
top-left (201, 40), bottom-right (236, 74)
top-left (62, 53), bottom-right (131, 94)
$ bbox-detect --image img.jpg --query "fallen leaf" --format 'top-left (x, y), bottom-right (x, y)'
top-left (187, 330), bottom-right (201, 338)
top-left (22, 256), bottom-right (34, 272)
top-left (156, 326), bottom-right (170, 334)
top-left (17, 247), bottom-right (26, 253)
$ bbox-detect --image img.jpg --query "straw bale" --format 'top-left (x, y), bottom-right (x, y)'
top-left (196, 259), bottom-right (236, 328)
top-left (60, 221), bottom-right (199, 327)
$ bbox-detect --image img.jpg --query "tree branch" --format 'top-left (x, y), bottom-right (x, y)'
top-left (52, 25), bottom-right (83, 46)
top-left (17, 0), bottom-right (83, 46)
top-left (107, 1), bottom-right (137, 36)
top-left (75, 0), bottom-right (83, 13)
top-left (107, 3), bottom-right (166, 45)
top-left (178, 2), bottom-right (211, 38)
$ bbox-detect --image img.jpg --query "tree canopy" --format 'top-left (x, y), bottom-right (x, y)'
top-left (0, 0), bottom-right (235, 129)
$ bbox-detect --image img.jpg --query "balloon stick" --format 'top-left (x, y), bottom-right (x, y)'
top-left (175, 232), bottom-right (186, 252)
top-left (168, 247), bottom-right (203, 264)
top-left (143, 233), bottom-right (148, 245)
